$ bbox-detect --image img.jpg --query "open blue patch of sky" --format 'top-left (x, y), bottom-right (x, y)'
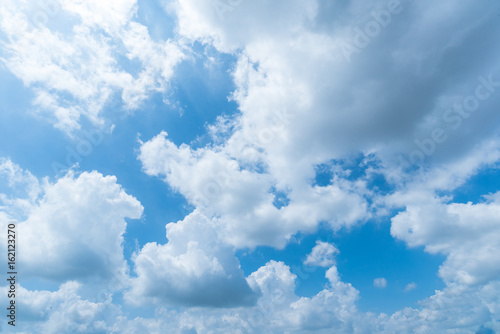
top-left (451, 165), bottom-right (500, 204)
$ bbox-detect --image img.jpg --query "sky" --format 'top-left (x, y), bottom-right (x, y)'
top-left (0, 0), bottom-right (500, 333)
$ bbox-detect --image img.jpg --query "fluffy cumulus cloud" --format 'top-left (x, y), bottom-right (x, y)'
top-left (136, 0), bottom-right (500, 248)
top-left (391, 193), bottom-right (500, 286)
top-left (380, 282), bottom-right (500, 333)
top-left (121, 261), bottom-right (367, 334)
top-left (0, 282), bottom-right (121, 333)
top-left (126, 210), bottom-right (258, 307)
top-left (3, 263), bottom-right (499, 333)
top-left (119, 267), bottom-right (500, 333)
top-left (139, 131), bottom-right (367, 249)
top-left (0, 161), bottom-right (143, 285)
top-left (304, 241), bottom-right (339, 267)
top-left (0, 0), bottom-right (184, 134)
top-left (173, 0), bottom-right (500, 169)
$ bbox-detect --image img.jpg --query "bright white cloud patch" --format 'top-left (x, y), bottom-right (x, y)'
top-left (0, 163), bottom-right (143, 285)
top-left (381, 282), bottom-right (500, 333)
top-left (174, 0), bottom-right (500, 170)
top-left (139, 131), bottom-right (368, 249)
top-left (0, 0), bottom-right (184, 134)
top-left (0, 158), bottom-right (41, 217)
top-left (0, 281), bottom-right (121, 333)
top-left (126, 210), bottom-right (258, 307)
top-left (131, 0), bottom-right (500, 331)
top-left (304, 241), bottom-right (339, 267)
top-left (391, 194), bottom-right (500, 286)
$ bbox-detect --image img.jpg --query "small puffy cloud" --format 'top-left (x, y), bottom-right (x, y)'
top-left (405, 282), bottom-right (417, 292)
top-left (0, 166), bottom-right (143, 285)
top-left (125, 210), bottom-right (258, 307)
top-left (304, 241), bottom-right (339, 267)
top-left (374, 278), bottom-right (387, 289)
top-left (247, 260), bottom-right (297, 304)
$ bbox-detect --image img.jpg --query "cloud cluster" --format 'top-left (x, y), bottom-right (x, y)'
top-left (391, 193), bottom-right (500, 286)
top-left (132, 0), bottom-right (500, 331)
top-left (0, 281), bottom-right (120, 333)
top-left (139, 131), bottom-right (367, 249)
top-left (174, 0), bottom-right (500, 168)
top-left (0, 0), bottom-right (184, 134)
top-left (134, 0), bottom-right (500, 252)
top-left (125, 210), bottom-right (258, 307)
top-left (0, 162), bottom-right (143, 286)
top-left (2, 0), bottom-right (500, 332)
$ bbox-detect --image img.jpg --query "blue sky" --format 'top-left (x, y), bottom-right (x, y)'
top-left (1, 0), bottom-right (500, 333)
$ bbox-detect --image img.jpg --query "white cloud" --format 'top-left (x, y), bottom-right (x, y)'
top-left (0, 165), bottom-right (143, 286)
top-left (122, 261), bottom-right (364, 333)
top-left (123, 261), bottom-right (371, 333)
top-left (125, 210), bottom-right (258, 307)
top-left (132, 0), bottom-right (500, 331)
top-left (391, 194), bottom-right (500, 286)
top-left (405, 282), bottom-right (417, 292)
top-left (287, 266), bottom-right (362, 332)
top-left (0, 158), bottom-right (42, 218)
top-left (139, 131), bottom-right (368, 249)
top-left (2, 258), bottom-right (498, 333)
top-left (173, 0), bottom-right (318, 53)
top-left (374, 278), bottom-right (387, 289)
top-left (304, 241), bottom-right (339, 267)
top-left (0, 0), bottom-right (184, 135)
top-left (134, 0), bottom-right (500, 253)
top-left (172, 0), bottom-right (500, 170)
top-left (2, 0), bottom-right (500, 332)
top-left (381, 282), bottom-right (500, 333)
top-left (0, 281), bottom-right (121, 333)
